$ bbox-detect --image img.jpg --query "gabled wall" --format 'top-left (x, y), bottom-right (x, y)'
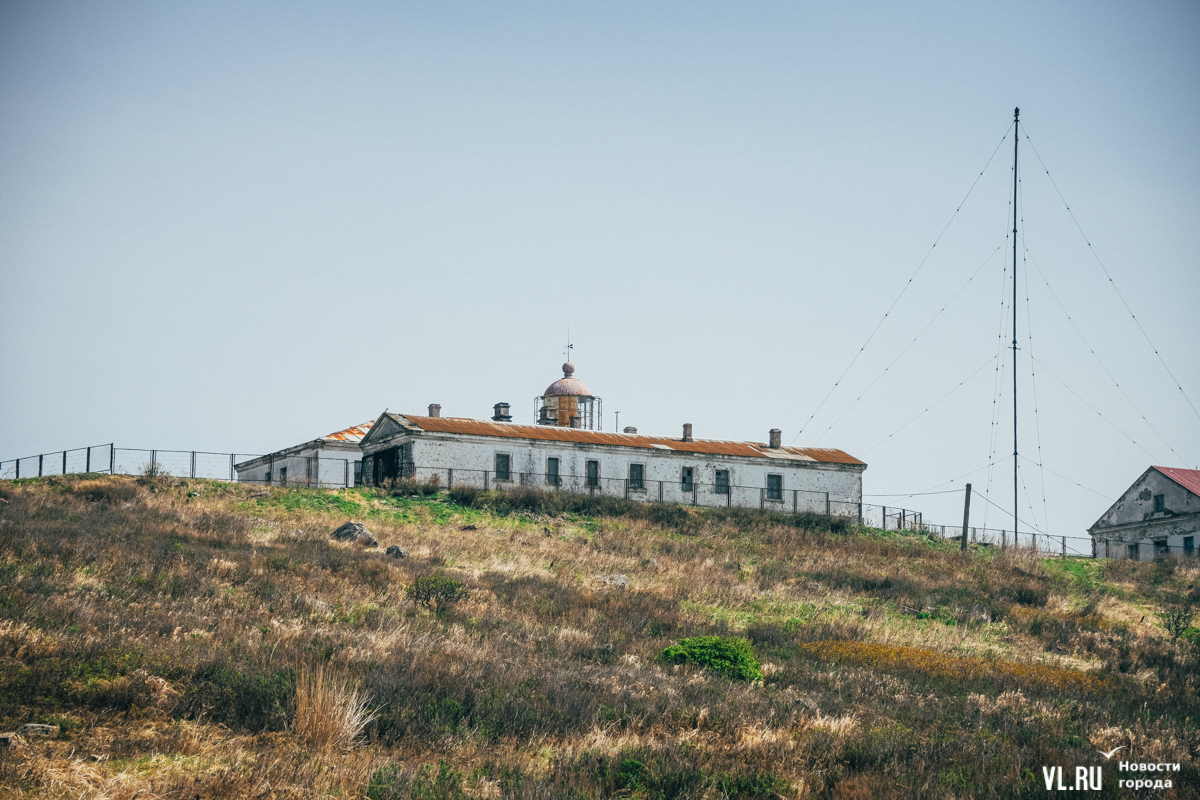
top-left (1089, 468), bottom-right (1200, 559)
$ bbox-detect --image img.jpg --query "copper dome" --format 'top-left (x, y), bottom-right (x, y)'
top-left (543, 362), bottom-right (594, 397)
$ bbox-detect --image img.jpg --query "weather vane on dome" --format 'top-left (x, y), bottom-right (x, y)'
top-left (564, 329), bottom-right (573, 363)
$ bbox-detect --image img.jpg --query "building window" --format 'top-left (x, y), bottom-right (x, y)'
top-left (279, 466), bottom-right (288, 486)
top-left (681, 467), bottom-right (694, 493)
top-left (546, 457), bottom-right (560, 486)
top-left (1184, 536), bottom-right (1194, 555)
top-left (715, 470), bottom-right (730, 495)
top-left (766, 474), bottom-right (783, 501)
top-left (495, 453), bottom-right (511, 481)
top-left (1154, 538), bottom-right (1170, 558)
top-left (1153, 494), bottom-right (1165, 513)
top-left (629, 463), bottom-right (644, 490)
top-left (586, 460), bottom-right (599, 487)
top-left (265, 470), bottom-right (272, 485)
top-left (1128, 543), bottom-right (1139, 560)
top-left (353, 461), bottom-right (362, 486)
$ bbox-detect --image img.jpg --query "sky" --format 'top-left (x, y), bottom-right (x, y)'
top-left (2, 1), bottom-right (1198, 544)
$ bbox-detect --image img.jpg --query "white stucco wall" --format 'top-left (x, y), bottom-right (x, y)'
top-left (365, 430), bottom-right (863, 512)
top-left (235, 443), bottom-right (362, 487)
top-left (1090, 468), bottom-right (1200, 559)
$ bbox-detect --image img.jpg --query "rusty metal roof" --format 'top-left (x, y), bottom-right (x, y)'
top-left (321, 420), bottom-right (375, 443)
top-left (389, 414), bottom-right (864, 465)
top-left (1153, 465), bottom-right (1200, 497)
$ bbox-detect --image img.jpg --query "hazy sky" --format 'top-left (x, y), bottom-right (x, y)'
top-left (3, 1), bottom-right (1198, 542)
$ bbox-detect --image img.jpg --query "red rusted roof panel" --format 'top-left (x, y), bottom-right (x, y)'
top-left (322, 420), bottom-right (375, 443)
top-left (394, 415), bottom-right (863, 464)
top-left (1153, 465), bottom-right (1200, 497)
top-left (780, 446), bottom-right (866, 465)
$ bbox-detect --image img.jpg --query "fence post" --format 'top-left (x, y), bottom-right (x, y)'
top-left (1061, 536), bottom-right (1066, 557)
top-left (727, 485), bottom-right (731, 507)
top-left (901, 509), bottom-right (906, 530)
top-left (86, 446), bottom-right (91, 473)
top-left (61, 451), bottom-right (66, 474)
top-left (38, 454), bottom-right (43, 477)
top-left (111, 446), bottom-right (116, 475)
top-left (190, 452), bottom-right (196, 479)
top-left (659, 480), bottom-right (663, 503)
top-left (760, 488), bottom-right (764, 510)
top-left (14, 460), bottom-right (18, 479)
top-left (882, 506), bottom-right (887, 530)
top-left (693, 482), bottom-right (697, 506)
top-left (151, 450), bottom-right (157, 473)
top-left (825, 492), bottom-right (830, 516)
top-left (312, 453), bottom-right (317, 488)
top-left (792, 489), bottom-right (797, 514)
top-left (484, 470), bottom-right (489, 491)
top-left (858, 502), bottom-right (862, 526)
top-left (448, 468), bottom-right (453, 490)
top-left (229, 454), bottom-right (235, 482)
top-left (344, 460), bottom-right (349, 488)
top-left (960, 483), bottom-right (972, 551)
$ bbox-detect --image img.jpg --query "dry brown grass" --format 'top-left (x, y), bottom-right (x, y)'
top-left (293, 663), bottom-right (378, 752)
top-left (0, 475), bottom-right (1196, 798)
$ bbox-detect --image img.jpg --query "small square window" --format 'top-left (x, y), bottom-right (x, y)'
top-left (1128, 543), bottom-right (1140, 560)
top-left (629, 463), bottom-right (644, 490)
top-left (715, 470), bottom-right (730, 495)
top-left (1153, 494), bottom-right (1165, 513)
top-left (681, 467), bottom-right (694, 492)
top-left (495, 453), bottom-right (511, 481)
top-left (1183, 536), bottom-right (1194, 555)
top-left (766, 474), bottom-right (783, 501)
top-left (586, 460), bottom-right (600, 487)
top-left (546, 457), bottom-right (560, 486)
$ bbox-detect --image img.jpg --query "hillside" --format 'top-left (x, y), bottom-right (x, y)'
top-left (0, 475), bottom-right (1196, 799)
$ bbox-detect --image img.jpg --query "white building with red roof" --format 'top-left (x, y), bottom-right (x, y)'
top-left (1089, 466), bottom-right (1200, 560)
top-left (359, 363), bottom-right (867, 516)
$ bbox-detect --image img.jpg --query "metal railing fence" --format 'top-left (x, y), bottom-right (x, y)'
top-left (1, 448), bottom-right (1141, 559)
top-left (0, 445), bottom-right (358, 489)
top-left (386, 464), bottom-right (1101, 557)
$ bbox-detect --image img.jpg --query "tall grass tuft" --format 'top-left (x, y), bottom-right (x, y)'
top-left (294, 663), bottom-right (378, 751)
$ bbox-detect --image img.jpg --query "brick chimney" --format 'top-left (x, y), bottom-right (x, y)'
top-left (769, 429), bottom-right (782, 449)
top-left (682, 423), bottom-right (693, 442)
top-left (428, 404), bottom-right (441, 418)
top-left (492, 402), bottom-right (512, 422)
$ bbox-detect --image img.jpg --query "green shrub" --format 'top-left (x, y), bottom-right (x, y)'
top-left (180, 665), bottom-right (294, 732)
top-left (657, 636), bottom-right (761, 682)
top-left (390, 478), bottom-right (441, 497)
top-left (1008, 584), bottom-right (1048, 607)
top-left (446, 486), bottom-right (482, 507)
top-left (718, 771), bottom-right (789, 798)
top-left (406, 576), bottom-right (466, 616)
top-left (367, 761), bottom-right (466, 800)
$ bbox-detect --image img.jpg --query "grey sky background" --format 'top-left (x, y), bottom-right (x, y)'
top-left (2, 1), bottom-right (1198, 541)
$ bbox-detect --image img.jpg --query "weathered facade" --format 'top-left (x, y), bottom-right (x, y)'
top-left (360, 412), bottom-right (866, 514)
top-left (234, 421), bottom-right (373, 487)
top-left (1089, 466), bottom-right (1200, 560)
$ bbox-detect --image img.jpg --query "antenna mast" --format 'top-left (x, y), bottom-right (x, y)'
top-left (1011, 107), bottom-right (1020, 548)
